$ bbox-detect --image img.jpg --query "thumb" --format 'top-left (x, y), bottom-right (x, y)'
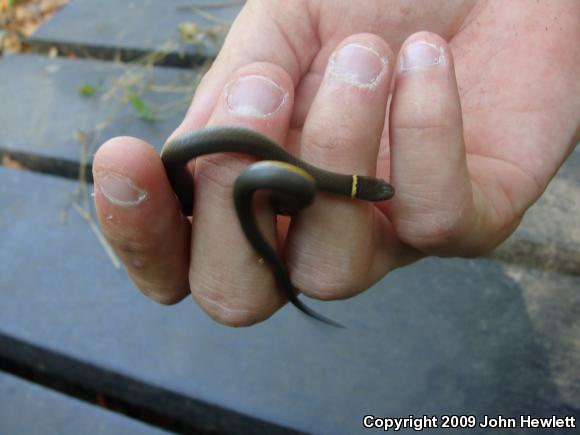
top-left (389, 32), bottom-right (492, 256)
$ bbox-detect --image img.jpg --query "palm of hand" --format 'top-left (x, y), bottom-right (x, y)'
top-left (269, 0), bottom-right (579, 252)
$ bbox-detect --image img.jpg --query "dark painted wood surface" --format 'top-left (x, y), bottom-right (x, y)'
top-left (1, 166), bottom-right (579, 434)
top-left (28, 0), bottom-right (244, 66)
top-left (1, 0), bottom-right (580, 433)
top-left (0, 54), bottom-right (196, 173)
top-left (0, 371), bottom-right (169, 435)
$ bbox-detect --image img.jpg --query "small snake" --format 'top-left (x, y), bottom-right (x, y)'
top-left (161, 126), bottom-right (395, 327)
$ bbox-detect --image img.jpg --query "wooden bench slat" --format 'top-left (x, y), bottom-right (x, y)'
top-left (0, 54), bottom-right (196, 178)
top-left (28, 0), bottom-right (243, 67)
top-left (0, 371), bottom-right (170, 435)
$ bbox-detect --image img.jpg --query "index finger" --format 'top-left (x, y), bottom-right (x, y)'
top-left (171, 1), bottom-right (319, 137)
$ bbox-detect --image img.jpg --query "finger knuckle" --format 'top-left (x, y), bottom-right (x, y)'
top-left (290, 260), bottom-right (363, 300)
top-left (131, 275), bottom-right (187, 305)
top-left (108, 230), bottom-right (156, 261)
top-left (198, 293), bottom-right (270, 327)
top-left (397, 207), bottom-right (467, 251)
top-left (190, 273), bottom-right (273, 327)
top-left (303, 119), bottom-right (355, 155)
top-left (392, 101), bottom-right (458, 135)
top-left (143, 288), bottom-right (185, 305)
top-left (195, 155), bottom-right (252, 192)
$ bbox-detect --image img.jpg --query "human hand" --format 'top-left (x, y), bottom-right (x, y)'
top-left (92, 0), bottom-right (580, 326)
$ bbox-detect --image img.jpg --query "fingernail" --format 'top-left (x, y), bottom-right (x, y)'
top-left (400, 41), bottom-right (444, 72)
top-left (226, 75), bottom-right (286, 117)
top-left (328, 43), bottom-right (387, 88)
top-left (96, 172), bottom-right (148, 207)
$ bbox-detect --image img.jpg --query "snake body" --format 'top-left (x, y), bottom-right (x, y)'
top-left (161, 126), bottom-right (395, 326)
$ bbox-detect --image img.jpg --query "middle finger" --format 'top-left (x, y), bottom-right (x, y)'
top-left (286, 33), bottom-right (395, 299)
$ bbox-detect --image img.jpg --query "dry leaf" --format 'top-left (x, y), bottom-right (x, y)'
top-left (0, 0), bottom-right (69, 52)
top-left (2, 154), bottom-right (24, 170)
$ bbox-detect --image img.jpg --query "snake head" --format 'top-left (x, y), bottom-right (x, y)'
top-left (355, 176), bottom-right (395, 201)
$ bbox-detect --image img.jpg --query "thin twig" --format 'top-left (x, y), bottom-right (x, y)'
top-left (71, 201), bottom-right (122, 270)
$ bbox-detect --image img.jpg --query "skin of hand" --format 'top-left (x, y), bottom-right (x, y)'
top-left (92, 0), bottom-right (580, 326)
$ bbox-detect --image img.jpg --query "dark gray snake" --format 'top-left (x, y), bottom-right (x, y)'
top-left (161, 126), bottom-right (394, 327)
